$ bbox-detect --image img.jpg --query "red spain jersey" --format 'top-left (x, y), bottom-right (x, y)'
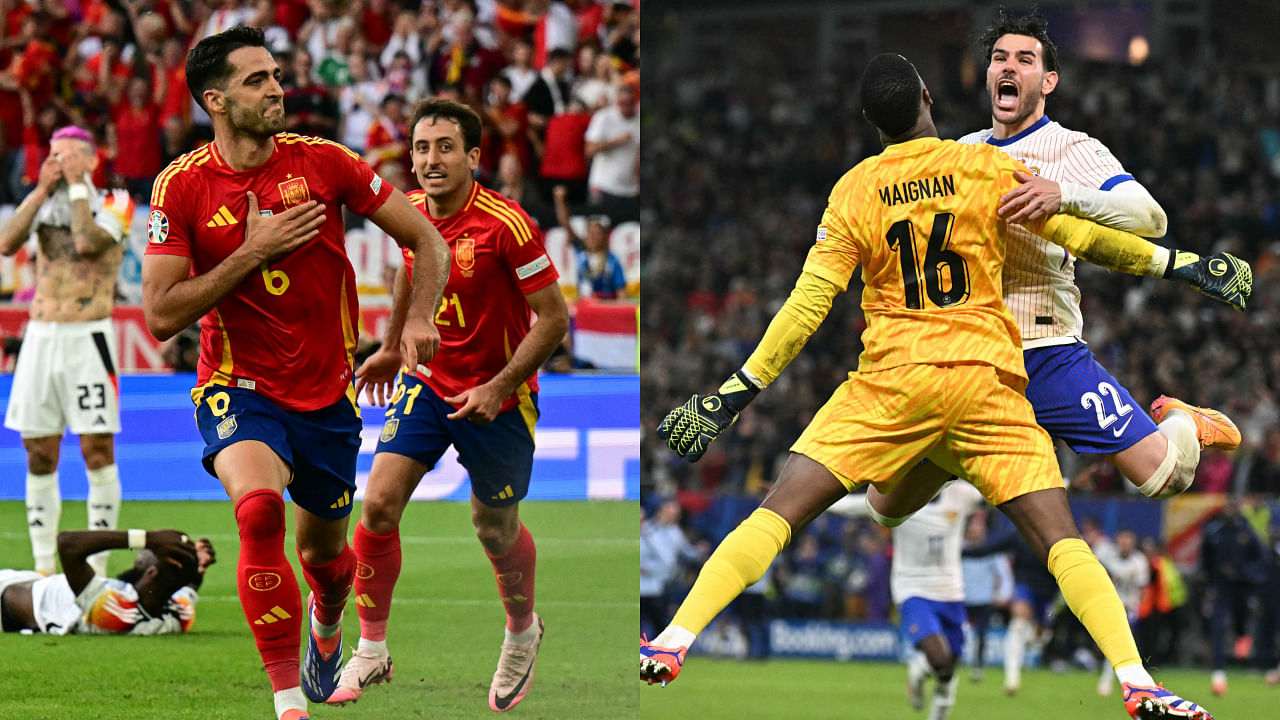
top-left (403, 182), bottom-right (559, 413)
top-left (145, 133), bottom-right (393, 411)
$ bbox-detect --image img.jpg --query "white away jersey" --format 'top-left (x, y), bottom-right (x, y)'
top-left (29, 573), bottom-right (197, 635)
top-left (890, 481), bottom-right (986, 604)
top-left (957, 116), bottom-right (1135, 347)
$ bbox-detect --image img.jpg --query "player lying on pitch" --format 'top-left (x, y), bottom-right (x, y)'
top-left (0, 529), bottom-right (214, 635)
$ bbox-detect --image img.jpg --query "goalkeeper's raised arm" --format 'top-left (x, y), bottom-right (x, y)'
top-left (1031, 213), bottom-right (1253, 311)
top-left (656, 269), bottom-right (843, 462)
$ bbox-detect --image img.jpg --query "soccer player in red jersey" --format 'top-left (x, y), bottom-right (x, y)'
top-left (140, 27), bottom-right (450, 720)
top-left (333, 99), bottom-right (569, 712)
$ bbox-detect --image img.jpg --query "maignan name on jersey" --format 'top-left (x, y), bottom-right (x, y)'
top-left (877, 174), bottom-right (956, 207)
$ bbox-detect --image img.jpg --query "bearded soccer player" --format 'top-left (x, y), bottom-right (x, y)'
top-left (335, 99), bottom-right (568, 712)
top-left (141, 26), bottom-right (449, 720)
top-left (646, 54), bottom-right (1232, 720)
top-left (890, 9), bottom-right (1243, 696)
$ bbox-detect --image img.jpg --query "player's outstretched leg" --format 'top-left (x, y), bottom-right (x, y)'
top-left (234, 489), bottom-right (308, 720)
top-left (298, 537), bottom-right (355, 703)
top-left (1150, 396), bottom-right (1241, 451)
top-left (480, 507), bottom-right (542, 712)
top-left (1000, 488), bottom-right (1212, 720)
top-left (642, 453), bottom-right (847, 686)
top-left (328, 521), bottom-right (399, 706)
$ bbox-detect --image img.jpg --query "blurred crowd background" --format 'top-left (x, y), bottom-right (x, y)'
top-left (0, 0), bottom-right (641, 372)
top-left (641, 0), bottom-right (1280, 679)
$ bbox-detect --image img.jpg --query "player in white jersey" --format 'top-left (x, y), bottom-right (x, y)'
top-left (955, 9), bottom-right (1241, 503)
top-left (1095, 530), bottom-right (1151, 697)
top-left (0, 126), bottom-right (134, 577)
top-left (830, 482), bottom-right (985, 720)
top-left (950, 12), bottom-right (1242, 700)
top-left (0, 528), bottom-right (212, 635)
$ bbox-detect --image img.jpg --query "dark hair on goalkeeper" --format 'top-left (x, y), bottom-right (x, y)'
top-left (410, 98), bottom-right (483, 152)
top-left (186, 25), bottom-right (268, 111)
top-left (980, 6), bottom-right (1059, 73)
top-left (859, 53), bottom-right (923, 138)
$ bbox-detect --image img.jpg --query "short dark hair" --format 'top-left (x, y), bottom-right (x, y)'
top-left (186, 25), bottom-right (268, 111)
top-left (980, 7), bottom-right (1059, 73)
top-left (859, 53), bottom-right (923, 138)
top-left (410, 98), bottom-right (482, 151)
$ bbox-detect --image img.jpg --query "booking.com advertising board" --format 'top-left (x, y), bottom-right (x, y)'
top-left (0, 374), bottom-right (640, 503)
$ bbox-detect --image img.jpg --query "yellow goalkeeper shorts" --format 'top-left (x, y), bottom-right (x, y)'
top-left (791, 362), bottom-right (1062, 505)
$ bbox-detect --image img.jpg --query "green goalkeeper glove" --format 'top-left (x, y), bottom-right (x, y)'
top-left (657, 371), bottom-right (761, 463)
top-left (1164, 250), bottom-right (1252, 310)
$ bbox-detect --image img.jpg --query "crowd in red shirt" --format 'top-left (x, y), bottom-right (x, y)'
top-left (0, 0), bottom-right (640, 234)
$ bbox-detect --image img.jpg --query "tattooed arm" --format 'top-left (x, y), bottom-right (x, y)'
top-left (57, 152), bottom-right (116, 258)
top-left (0, 156), bottom-right (59, 256)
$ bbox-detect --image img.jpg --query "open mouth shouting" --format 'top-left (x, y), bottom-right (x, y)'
top-left (995, 77), bottom-right (1019, 111)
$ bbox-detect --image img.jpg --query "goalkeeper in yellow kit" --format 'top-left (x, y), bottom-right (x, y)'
top-left (645, 54), bottom-right (1245, 720)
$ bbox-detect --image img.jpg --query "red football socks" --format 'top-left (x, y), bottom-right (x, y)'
top-left (234, 489), bottom-right (302, 692)
top-left (298, 543), bottom-right (355, 628)
top-left (486, 523), bottom-right (537, 633)
top-left (352, 521), bottom-right (401, 642)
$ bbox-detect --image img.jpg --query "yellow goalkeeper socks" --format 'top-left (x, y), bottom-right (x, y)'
top-left (1046, 538), bottom-right (1142, 671)
top-left (671, 508), bottom-right (792, 635)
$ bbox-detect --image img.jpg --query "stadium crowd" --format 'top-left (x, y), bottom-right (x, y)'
top-left (0, 0), bottom-right (640, 319)
top-left (643, 56), bottom-right (1280, 500)
top-left (641, 18), bottom-right (1280, 682)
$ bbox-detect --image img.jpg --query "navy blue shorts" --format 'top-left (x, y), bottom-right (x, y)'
top-left (900, 597), bottom-right (967, 655)
top-left (375, 373), bottom-right (537, 508)
top-left (1023, 343), bottom-right (1157, 454)
top-left (194, 386), bottom-right (362, 519)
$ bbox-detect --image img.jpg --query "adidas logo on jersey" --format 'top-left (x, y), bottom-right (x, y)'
top-left (206, 205), bottom-right (239, 227)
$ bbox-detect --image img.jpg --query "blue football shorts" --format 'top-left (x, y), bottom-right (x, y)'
top-left (375, 373), bottom-right (537, 508)
top-left (194, 386), bottom-right (361, 519)
top-left (1023, 342), bottom-right (1158, 455)
top-left (900, 597), bottom-right (967, 655)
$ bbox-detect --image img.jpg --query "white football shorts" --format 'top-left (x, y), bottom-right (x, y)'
top-left (4, 318), bottom-right (121, 437)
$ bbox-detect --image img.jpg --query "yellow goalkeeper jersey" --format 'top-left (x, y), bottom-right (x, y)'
top-left (805, 136), bottom-right (1028, 380)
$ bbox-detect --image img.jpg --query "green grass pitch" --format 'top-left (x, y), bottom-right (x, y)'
top-left (0, 500), bottom-right (639, 719)
top-left (643, 656), bottom-right (1271, 719)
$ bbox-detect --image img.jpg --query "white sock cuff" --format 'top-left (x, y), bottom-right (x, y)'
top-left (26, 471), bottom-right (58, 491)
top-left (1114, 663), bottom-right (1155, 687)
top-left (86, 464), bottom-right (120, 486)
top-left (1138, 437), bottom-right (1179, 497)
top-left (358, 638), bottom-right (389, 656)
top-left (866, 493), bottom-right (912, 528)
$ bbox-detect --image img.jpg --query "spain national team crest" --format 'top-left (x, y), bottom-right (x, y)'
top-left (380, 418), bottom-right (399, 442)
top-left (277, 175), bottom-right (311, 208)
top-left (216, 415), bottom-right (237, 440)
top-left (455, 238), bottom-right (476, 274)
